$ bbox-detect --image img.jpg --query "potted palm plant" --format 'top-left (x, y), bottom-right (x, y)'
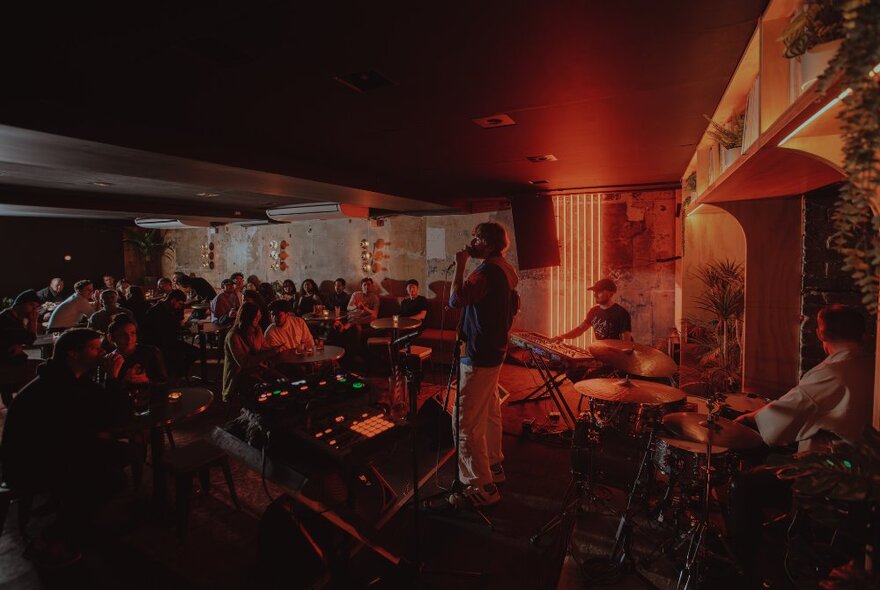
top-left (123, 229), bottom-right (175, 286)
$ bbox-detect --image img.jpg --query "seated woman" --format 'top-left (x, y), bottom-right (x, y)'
top-left (221, 302), bottom-right (280, 402)
top-left (294, 279), bottom-right (322, 316)
top-left (280, 279), bottom-right (297, 301)
top-left (243, 290), bottom-right (271, 331)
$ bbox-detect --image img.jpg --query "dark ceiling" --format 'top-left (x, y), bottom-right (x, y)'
top-left (0, 1), bottom-right (767, 220)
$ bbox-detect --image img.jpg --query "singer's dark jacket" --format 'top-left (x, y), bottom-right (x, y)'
top-left (450, 257), bottom-right (518, 367)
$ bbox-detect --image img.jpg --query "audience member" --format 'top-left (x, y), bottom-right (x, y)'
top-left (211, 279), bottom-right (239, 325)
top-left (120, 285), bottom-right (150, 325)
top-left (156, 277), bottom-right (173, 295)
top-left (231, 272), bottom-right (245, 306)
top-left (140, 290), bottom-right (194, 381)
top-left (0, 289), bottom-right (40, 364)
top-left (280, 279), bottom-right (297, 301)
top-left (48, 280), bottom-right (96, 330)
top-left (36, 277), bottom-right (65, 304)
top-left (295, 279), bottom-right (322, 316)
top-left (88, 289), bottom-right (132, 333)
top-left (115, 278), bottom-right (131, 301)
top-left (245, 275), bottom-right (261, 292)
top-left (104, 315), bottom-right (168, 387)
top-left (221, 302), bottom-right (279, 402)
top-left (258, 282), bottom-right (277, 305)
top-left (1, 329), bottom-right (125, 566)
top-left (346, 277), bottom-right (379, 326)
top-left (102, 274), bottom-right (116, 290)
top-left (326, 278), bottom-right (351, 313)
top-left (173, 272), bottom-right (216, 302)
top-left (265, 300), bottom-right (314, 351)
top-left (244, 290), bottom-right (271, 331)
top-left (400, 279), bottom-right (428, 320)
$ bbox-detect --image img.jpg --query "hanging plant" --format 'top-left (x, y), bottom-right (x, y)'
top-left (781, 0), bottom-right (846, 58)
top-left (817, 0), bottom-right (880, 313)
top-left (702, 112), bottom-right (745, 149)
top-left (123, 229), bottom-right (175, 263)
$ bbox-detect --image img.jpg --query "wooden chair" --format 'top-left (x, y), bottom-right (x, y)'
top-left (160, 440), bottom-right (240, 536)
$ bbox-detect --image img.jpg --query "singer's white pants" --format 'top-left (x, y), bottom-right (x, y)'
top-left (454, 362), bottom-right (504, 487)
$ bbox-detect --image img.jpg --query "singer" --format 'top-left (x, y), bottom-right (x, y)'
top-left (447, 221), bottom-right (519, 508)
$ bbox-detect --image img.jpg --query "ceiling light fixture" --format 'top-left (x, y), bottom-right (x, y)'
top-left (91, 181), bottom-right (115, 187)
top-left (529, 180), bottom-right (549, 185)
top-left (196, 192), bottom-right (219, 198)
top-left (526, 154), bottom-right (558, 163)
top-left (472, 114), bottom-right (516, 129)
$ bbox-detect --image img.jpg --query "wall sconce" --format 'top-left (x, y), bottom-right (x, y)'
top-left (360, 251), bottom-right (372, 261)
top-left (360, 238), bottom-right (374, 274)
top-left (200, 242), bottom-right (215, 269)
top-left (269, 238), bottom-right (289, 272)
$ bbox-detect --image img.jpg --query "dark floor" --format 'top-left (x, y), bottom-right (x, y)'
top-left (1, 358), bottom-right (767, 590)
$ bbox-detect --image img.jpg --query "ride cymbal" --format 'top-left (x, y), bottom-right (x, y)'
top-left (589, 339), bottom-right (678, 377)
top-left (661, 412), bottom-right (763, 450)
top-left (574, 378), bottom-right (686, 405)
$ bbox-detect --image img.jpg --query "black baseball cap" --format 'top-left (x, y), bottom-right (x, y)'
top-left (587, 278), bottom-right (617, 293)
top-left (13, 289), bottom-right (41, 306)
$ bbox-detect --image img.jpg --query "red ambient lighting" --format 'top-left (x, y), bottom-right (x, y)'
top-left (549, 194), bottom-right (602, 350)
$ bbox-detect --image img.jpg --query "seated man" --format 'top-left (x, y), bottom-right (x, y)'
top-left (140, 290), bottom-right (195, 382)
top-left (1, 328), bottom-right (125, 565)
top-left (88, 289), bottom-right (132, 333)
top-left (730, 304), bottom-right (874, 580)
top-left (102, 274), bottom-right (116, 291)
top-left (265, 299), bottom-right (314, 351)
top-left (37, 277), bottom-right (65, 304)
top-left (211, 278), bottom-right (240, 325)
top-left (399, 279), bottom-right (428, 320)
top-left (156, 277), bottom-right (174, 296)
top-left (47, 279), bottom-right (96, 330)
top-left (173, 272), bottom-right (217, 303)
top-left (326, 278), bottom-right (351, 313)
top-left (0, 289), bottom-right (40, 362)
top-left (345, 277), bottom-right (380, 326)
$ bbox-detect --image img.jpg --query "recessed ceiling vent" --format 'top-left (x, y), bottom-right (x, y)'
top-left (334, 71), bottom-right (396, 93)
top-left (472, 114), bottom-right (516, 128)
top-left (135, 218), bottom-right (213, 230)
top-left (266, 202), bottom-right (369, 223)
top-left (526, 154), bottom-right (558, 163)
top-left (529, 179), bottom-right (549, 185)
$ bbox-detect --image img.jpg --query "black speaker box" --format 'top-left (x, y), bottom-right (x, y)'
top-left (510, 196), bottom-right (560, 270)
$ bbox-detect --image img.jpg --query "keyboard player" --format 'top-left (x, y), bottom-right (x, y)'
top-left (549, 278), bottom-right (632, 381)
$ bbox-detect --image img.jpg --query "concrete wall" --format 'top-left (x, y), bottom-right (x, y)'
top-left (162, 196), bottom-right (675, 347)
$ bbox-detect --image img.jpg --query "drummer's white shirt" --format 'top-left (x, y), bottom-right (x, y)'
top-left (755, 347), bottom-right (874, 452)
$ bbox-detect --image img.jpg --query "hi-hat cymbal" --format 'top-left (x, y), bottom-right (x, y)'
top-left (589, 340), bottom-right (678, 377)
top-left (574, 378), bottom-right (686, 405)
top-left (662, 412), bottom-right (764, 450)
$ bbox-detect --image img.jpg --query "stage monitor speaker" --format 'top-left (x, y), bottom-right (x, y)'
top-left (510, 196), bottom-right (560, 270)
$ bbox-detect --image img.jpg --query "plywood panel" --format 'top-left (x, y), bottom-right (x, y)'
top-left (720, 197), bottom-right (802, 397)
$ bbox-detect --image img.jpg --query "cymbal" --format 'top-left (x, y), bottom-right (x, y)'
top-left (659, 436), bottom-right (727, 455)
top-left (589, 339), bottom-right (678, 377)
top-left (574, 378), bottom-right (686, 405)
top-left (662, 412), bottom-right (764, 450)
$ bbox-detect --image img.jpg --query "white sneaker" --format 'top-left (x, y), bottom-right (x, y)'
top-left (447, 484), bottom-right (501, 508)
top-left (490, 463), bottom-right (506, 484)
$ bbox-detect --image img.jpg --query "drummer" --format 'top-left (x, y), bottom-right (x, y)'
top-left (550, 277), bottom-right (631, 381)
top-left (735, 304), bottom-right (873, 452)
top-left (729, 304), bottom-right (874, 582)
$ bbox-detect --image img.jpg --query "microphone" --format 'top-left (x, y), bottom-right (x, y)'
top-left (445, 261), bottom-right (456, 272)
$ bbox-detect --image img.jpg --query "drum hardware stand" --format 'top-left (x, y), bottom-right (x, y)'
top-left (674, 402), bottom-right (742, 589)
top-left (509, 347), bottom-right (577, 430)
top-left (421, 339), bottom-right (493, 530)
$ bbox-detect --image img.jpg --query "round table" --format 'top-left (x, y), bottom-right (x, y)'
top-left (189, 302), bottom-right (210, 310)
top-left (32, 333), bottom-right (57, 347)
top-left (276, 345), bottom-right (345, 365)
top-left (115, 386), bottom-right (213, 504)
top-left (370, 317), bottom-right (422, 345)
top-left (303, 310), bottom-right (350, 323)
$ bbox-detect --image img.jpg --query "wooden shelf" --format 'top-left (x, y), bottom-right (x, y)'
top-left (687, 0), bottom-right (846, 206)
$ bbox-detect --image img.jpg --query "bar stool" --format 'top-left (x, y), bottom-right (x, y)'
top-left (160, 440), bottom-right (240, 536)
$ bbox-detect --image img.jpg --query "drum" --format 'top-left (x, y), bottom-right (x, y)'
top-left (653, 436), bottom-right (729, 487)
top-left (587, 398), bottom-right (669, 437)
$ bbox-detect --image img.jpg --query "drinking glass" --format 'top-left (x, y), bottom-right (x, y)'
top-left (316, 338), bottom-right (325, 351)
top-left (392, 314), bottom-right (400, 327)
top-left (129, 386), bottom-right (151, 416)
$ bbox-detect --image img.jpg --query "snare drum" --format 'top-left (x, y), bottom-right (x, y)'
top-left (653, 436), bottom-right (729, 486)
top-left (587, 398), bottom-right (670, 437)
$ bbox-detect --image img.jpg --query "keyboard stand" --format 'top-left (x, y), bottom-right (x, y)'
top-left (509, 347), bottom-right (577, 429)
